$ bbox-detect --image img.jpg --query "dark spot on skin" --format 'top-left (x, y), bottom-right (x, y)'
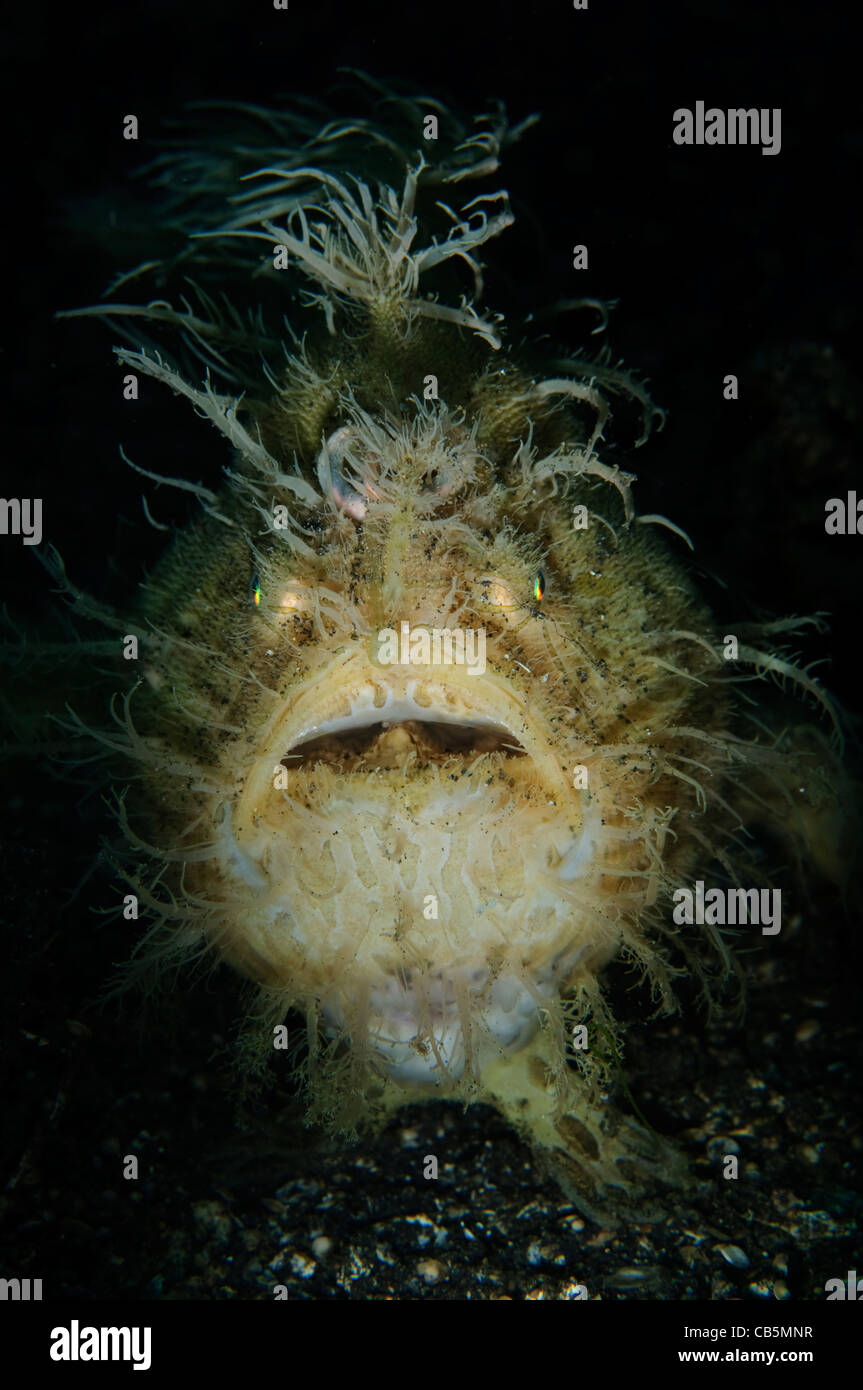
top-left (555, 1115), bottom-right (600, 1161)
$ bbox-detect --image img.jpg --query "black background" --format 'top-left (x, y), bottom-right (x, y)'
top-left (1, 0), bottom-right (861, 1310)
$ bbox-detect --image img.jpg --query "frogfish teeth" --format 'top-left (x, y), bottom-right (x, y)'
top-left (56, 90), bottom-right (848, 1222)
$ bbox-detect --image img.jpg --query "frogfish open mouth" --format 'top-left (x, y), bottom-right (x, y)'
top-left (46, 80), bottom-right (852, 1221)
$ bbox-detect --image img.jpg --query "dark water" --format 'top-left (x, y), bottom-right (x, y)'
top-left (1, 0), bottom-right (861, 1313)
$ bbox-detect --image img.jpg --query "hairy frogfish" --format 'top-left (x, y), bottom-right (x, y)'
top-left (32, 82), bottom-right (853, 1222)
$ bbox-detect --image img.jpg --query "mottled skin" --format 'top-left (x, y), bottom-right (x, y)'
top-left (52, 97), bottom-right (847, 1221)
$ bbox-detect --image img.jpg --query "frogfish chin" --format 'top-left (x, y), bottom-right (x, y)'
top-left (52, 85), bottom-right (850, 1222)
